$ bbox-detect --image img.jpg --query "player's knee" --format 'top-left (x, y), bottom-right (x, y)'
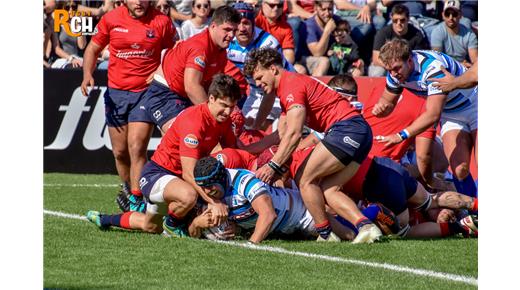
top-left (453, 163), bottom-right (469, 180)
top-left (177, 188), bottom-right (198, 209)
top-left (111, 147), bottom-right (129, 161)
top-left (127, 140), bottom-right (147, 158)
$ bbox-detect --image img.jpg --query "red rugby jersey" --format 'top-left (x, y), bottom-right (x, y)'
top-left (92, 6), bottom-right (175, 92)
top-left (151, 103), bottom-right (236, 175)
top-left (276, 71), bottom-right (358, 133)
top-left (212, 148), bottom-right (257, 172)
top-left (162, 29), bottom-right (229, 99)
top-left (362, 83), bottom-right (436, 162)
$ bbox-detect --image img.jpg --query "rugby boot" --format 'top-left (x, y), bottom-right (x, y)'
top-left (115, 183), bottom-right (131, 212)
top-left (86, 210), bottom-right (109, 230)
top-left (352, 223), bottom-right (383, 244)
top-left (316, 231), bottom-right (341, 242)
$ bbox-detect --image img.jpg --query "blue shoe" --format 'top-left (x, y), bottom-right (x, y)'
top-left (115, 190), bottom-right (130, 212)
top-left (129, 194), bottom-right (146, 213)
top-left (162, 219), bottom-right (189, 238)
top-left (86, 210), bottom-right (108, 230)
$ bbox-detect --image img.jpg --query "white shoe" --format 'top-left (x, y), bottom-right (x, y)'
top-left (460, 215), bottom-right (478, 237)
top-left (316, 231), bottom-right (341, 242)
top-left (352, 224), bottom-right (382, 244)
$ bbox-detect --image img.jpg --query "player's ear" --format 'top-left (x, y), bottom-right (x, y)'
top-left (270, 64), bottom-right (278, 75)
top-left (208, 94), bottom-right (216, 103)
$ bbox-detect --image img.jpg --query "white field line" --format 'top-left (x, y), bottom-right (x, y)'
top-left (44, 183), bottom-right (118, 188)
top-left (44, 209), bottom-right (478, 286)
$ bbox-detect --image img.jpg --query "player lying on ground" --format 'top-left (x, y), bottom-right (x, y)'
top-left (86, 74), bottom-right (242, 237)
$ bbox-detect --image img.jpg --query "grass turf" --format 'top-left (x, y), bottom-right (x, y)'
top-left (44, 173), bottom-right (477, 289)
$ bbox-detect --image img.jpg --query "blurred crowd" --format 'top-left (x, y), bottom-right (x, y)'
top-left (43, 0), bottom-right (477, 75)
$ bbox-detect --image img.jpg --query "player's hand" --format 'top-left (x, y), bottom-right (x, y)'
top-left (256, 164), bottom-right (276, 185)
top-left (374, 134), bottom-right (403, 147)
top-left (81, 74), bottom-right (95, 97)
top-left (207, 202), bottom-right (228, 226)
top-left (371, 101), bottom-right (394, 117)
top-left (356, 5), bottom-right (371, 23)
top-left (428, 66), bottom-right (456, 93)
top-left (195, 207), bottom-right (214, 228)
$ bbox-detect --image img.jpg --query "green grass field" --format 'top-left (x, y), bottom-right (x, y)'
top-left (44, 173), bottom-right (477, 289)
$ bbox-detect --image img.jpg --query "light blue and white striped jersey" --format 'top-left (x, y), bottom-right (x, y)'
top-left (386, 50), bottom-right (477, 112)
top-left (223, 169), bottom-right (308, 234)
top-left (227, 27), bottom-right (294, 87)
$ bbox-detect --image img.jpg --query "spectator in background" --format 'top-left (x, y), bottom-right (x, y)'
top-left (369, 4), bottom-right (430, 76)
top-left (44, 0), bottom-right (56, 68)
top-left (327, 19), bottom-right (364, 76)
top-left (301, 0), bottom-right (340, 76)
top-left (255, 0), bottom-right (298, 67)
top-left (287, 0), bottom-right (315, 62)
top-left (459, 0), bottom-right (477, 30)
top-left (180, 0), bottom-right (211, 40)
top-left (334, 0), bottom-right (386, 62)
top-left (51, 1), bottom-right (87, 68)
top-left (154, 0), bottom-right (182, 42)
top-left (170, 0), bottom-right (193, 22)
top-left (81, 0), bottom-right (176, 212)
top-left (382, 0), bottom-right (440, 42)
top-left (430, 0), bottom-right (477, 67)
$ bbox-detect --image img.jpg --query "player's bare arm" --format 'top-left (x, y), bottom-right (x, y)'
top-left (372, 88), bottom-right (399, 117)
top-left (256, 105), bottom-right (305, 184)
top-left (181, 156), bottom-right (228, 225)
top-left (253, 90), bottom-right (276, 130)
top-left (81, 41), bottom-right (103, 96)
top-left (248, 194), bottom-right (277, 244)
top-left (184, 68), bottom-right (209, 105)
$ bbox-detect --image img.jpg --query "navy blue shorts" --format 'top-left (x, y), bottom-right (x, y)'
top-left (142, 80), bottom-right (193, 128)
top-left (104, 87), bottom-right (149, 127)
top-left (139, 160), bottom-right (178, 203)
top-left (362, 157), bottom-right (418, 215)
top-left (321, 115), bottom-right (373, 165)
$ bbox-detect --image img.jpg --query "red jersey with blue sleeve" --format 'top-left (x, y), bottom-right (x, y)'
top-left (162, 29), bottom-right (229, 99)
top-left (91, 6), bottom-right (175, 92)
top-left (151, 103), bottom-right (236, 175)
top-left (276, 71), bottom-right (358, 133)
top-left (362, 81), bottom-right (435, 162)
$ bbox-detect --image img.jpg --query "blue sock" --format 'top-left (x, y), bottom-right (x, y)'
top-left (334, 205), bottom-right (381, 234)
top-left (100, 214), bottom-right (122, 228)
top-left (453, 173), bottom-right (477, 198)
top-left (315, 220), bottom-right (332, 239)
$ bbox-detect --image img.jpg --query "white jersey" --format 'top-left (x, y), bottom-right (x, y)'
top-left (224, 169), bottom-right (314, 235)
top-left (386, 50), bottom-right (477, 113)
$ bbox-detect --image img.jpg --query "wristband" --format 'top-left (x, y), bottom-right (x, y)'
top-left (398, 129), bottom-right (410, 140)
top-left (267, 160), bottom-right (287, 175)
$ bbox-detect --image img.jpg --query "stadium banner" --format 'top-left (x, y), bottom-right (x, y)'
top-left (43, 70), bottom-right (385, 174)
top-left (44, 69), bottom-right (161, 174)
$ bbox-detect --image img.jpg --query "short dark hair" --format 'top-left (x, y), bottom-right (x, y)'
top-left (336, 19), bottom-right (351, 32)
top-left (328, 74), bottom-right (358, 95)
top-left (314, 0), bottom-right (334, 7)
top-left (243, 48), bottom-right (283, 76)
top-left (379, 38), bottom-right (411, 67)
top-left (391, 4), bottom-right (410, 18)
top-left (211, 5), bottom-right (241, 25)
top-left (208, 73), bottom-right (242, 102)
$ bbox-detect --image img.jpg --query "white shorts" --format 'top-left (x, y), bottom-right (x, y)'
top-left (440, 88), bottom-right (478, 136)
top-left (145, 175), bottom-right (177, 215)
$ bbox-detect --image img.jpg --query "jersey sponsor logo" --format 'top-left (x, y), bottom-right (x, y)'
top-left (184, 134), bottom-right (199, 148)
top-left (113, 27), bottom-right (129, 33)
top-left (53, 9), bottom-right (95, 37)
top-left (343, 136), bottom-right (360, 149)
top-left (194, 56), bottom-right (206, 68)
